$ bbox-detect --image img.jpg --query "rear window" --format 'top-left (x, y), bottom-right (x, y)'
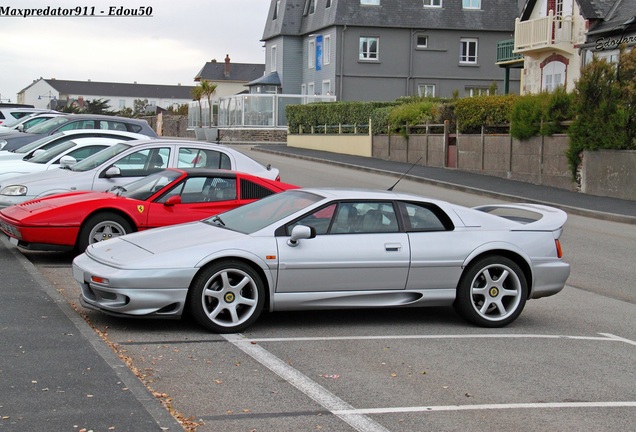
top-left (240, 179), bottom-right (276, 200)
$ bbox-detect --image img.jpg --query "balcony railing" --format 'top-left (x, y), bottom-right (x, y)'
top-left (496, 39), bottom-right (523, 64)
top-left (514, 11), bottom-right (575, 54)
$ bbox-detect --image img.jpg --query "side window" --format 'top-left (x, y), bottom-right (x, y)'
top-left (58, 145), bottom-right (108, 163)
top-left (287, 201), bottom-right (399, 235)
top-left (400, 202), bottom-right (446, 231)
top-left (178, 148), bottom-right (231, 169)
top-left (202, 177), bottom-right (237, 202)
top-left (289, 203), bottom-right (337, 235)
top-left (100, 120), bottom-right (128, 131)
top-left (113, 147), bottom-right (170, 177)
top-left (59, 120), bottom-right (96, 131)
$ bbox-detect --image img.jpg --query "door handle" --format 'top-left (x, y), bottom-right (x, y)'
top-left (385, 243), bottom-right (402, 252)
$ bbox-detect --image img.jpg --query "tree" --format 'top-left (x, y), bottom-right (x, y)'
top-left (191, 85), bottom-right (204, 127)
top-left (133, 99), bottom-right (150, 115)
top-left (199, 79), bottom-right (218, 127)
top-left (567, 48), bottom-right (636, 176)
top-left (84, 98), bottom-right (112, 114)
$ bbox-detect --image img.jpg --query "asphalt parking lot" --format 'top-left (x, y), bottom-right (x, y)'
top-left (2, 148), bottom-right (635, 431)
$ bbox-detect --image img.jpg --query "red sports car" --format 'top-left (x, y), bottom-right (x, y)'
top-left (0, 168), bottom-right (298, 252)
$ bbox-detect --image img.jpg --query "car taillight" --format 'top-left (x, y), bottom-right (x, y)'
top-left (555, 239), bottom-right (563, 258)
top-left (275, 174), bottom-right (280, 181)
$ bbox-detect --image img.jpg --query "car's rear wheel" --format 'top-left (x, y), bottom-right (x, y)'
top-left (78, 212), bottom-right (133, 252)
top-left (454, 256), bottom-right (527, 327)
top-left (188, 260), bottom-right (264, 333)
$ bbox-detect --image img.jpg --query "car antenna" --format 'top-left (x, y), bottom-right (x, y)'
top-left (388, 157), bottom-right (423, 191)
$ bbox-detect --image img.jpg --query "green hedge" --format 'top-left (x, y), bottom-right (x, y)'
top-left (454, 94), bottom-right (517, 134)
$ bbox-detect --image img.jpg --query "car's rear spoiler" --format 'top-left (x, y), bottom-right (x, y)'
top-left (473, 204), bottom-right (567, 232)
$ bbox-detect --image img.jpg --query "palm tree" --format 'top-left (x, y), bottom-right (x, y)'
top-left (199, 79), bottom-right (218, 127)
top-left (191, 85), bottom-right (204, 127)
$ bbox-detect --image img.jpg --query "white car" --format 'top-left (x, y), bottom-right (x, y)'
top-left (0, 130), bottom-right (147, 163)
top-left (0, 112), bottom-right (62, 135)
top-left (0, 107), bottom-right (53, 126)
top-left (0, 137), bottom-right (126, 183)
top-left (0, 139), bottom-right (280, 208)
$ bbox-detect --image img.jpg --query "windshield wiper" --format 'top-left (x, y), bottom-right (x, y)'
top-left (211, 215), bottom-right (225, 227)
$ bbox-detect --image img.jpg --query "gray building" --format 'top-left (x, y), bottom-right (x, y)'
top-left (260, 0), bottom-right (522, 101)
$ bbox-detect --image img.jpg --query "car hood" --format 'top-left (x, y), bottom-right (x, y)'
top-left (0, 167), bottom-right (88, 193)
top-left (0, 159), bottom-right (39, 174)
top-left (85, 221), bottom-right (246, 268)
top-left (2, 191), bottom-right (115, 220)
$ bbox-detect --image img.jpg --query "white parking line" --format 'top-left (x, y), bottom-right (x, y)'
top-left (334, 401), bottom-right (636, 415)
top-left (238, 333), bottom-right (636, 345)
top-left (224, 332), bottom-right (635, 430)
top-left (223, 333), bottom-right (391, 432)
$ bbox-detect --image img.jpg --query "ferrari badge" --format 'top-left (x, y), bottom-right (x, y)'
top-left (137, 205), bottom-right (145, 213)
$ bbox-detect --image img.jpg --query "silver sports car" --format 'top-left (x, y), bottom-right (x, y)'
top-left (72, 188), bottom-right (570, 333)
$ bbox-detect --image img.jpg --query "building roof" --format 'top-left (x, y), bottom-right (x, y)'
top-left (263, 0), bottom-right (519, 40)
top-left (586, 0), bottom-right (636, 35)
top-left (40, 79), bottom-right (196, 100)
top-left (520, 0), bottom-right (616, 21)
top-left (194, 58), bottom-right (266, 83)
top-left (247, 72), bottom-right (282, 87)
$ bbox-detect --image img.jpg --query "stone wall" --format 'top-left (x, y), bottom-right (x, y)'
top-left (219, 128), bottom-right (287, 144)
top-left (581, 150), bottom-right (636, 201)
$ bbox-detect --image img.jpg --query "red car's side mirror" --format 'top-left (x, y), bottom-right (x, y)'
top-left (164, 195), bottom-right (182, 206)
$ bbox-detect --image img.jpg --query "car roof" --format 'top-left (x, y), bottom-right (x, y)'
top-left (57, 129), bottom-right (147, 138)
top-left (56, 114), bottom-right (149, 123)
top-left (296, 187), bottom-right (448, 204)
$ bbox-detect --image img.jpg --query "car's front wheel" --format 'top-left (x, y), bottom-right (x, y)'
top-left (188, 261), bottom-right (265, 333)
top-left (454, 256), bottom-right (527, 327)
top-left (78, 212), bottom-right (133, 252)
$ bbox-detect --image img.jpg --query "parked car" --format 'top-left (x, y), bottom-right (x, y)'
top-left (71, 188), bottom-right (570, 333)
top-left (0, 114), bottom-right (157, 151)
top-left (0, 137), bottom-right (132, 183)
top-left (0, 112), bottom-right (62, 135)
top-left (0, 168), bottom-right (298, 252)
top-left (0, 130), bottom-right (147, 163)
top-left (0, 139), bottom-right (281, 208)
top-left (0, 107), bottom-right (55, 126)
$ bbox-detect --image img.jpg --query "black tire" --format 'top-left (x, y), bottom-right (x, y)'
top-left (188, 260), bottom-right (265, 333)
top-left (454, 255), bottom-right (527, 328)
top-left (77, 212), bottom-right (133, 252)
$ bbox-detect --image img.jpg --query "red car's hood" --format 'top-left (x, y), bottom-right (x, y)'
top-left (1, 192), bottom-right (118, 220)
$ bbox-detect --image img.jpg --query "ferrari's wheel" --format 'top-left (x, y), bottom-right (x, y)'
top-left (78, 212), bottom-right (133, 252)
top-left (454, 256), bottom-right (527, 328)
top-left (188, 261), bottom-right (264, 333)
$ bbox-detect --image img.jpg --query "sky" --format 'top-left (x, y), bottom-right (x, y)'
top-left (0, 0), bottom-right (271, 101)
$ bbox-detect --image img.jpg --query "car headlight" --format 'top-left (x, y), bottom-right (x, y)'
top-left (0, 185), bottom-right (28, 196)
top-left (0, 140), bottom-right (7, 150)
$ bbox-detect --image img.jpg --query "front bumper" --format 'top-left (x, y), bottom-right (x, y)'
top-left (72, 253), bottom-right (198, 318)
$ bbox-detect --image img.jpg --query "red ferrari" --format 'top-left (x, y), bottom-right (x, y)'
top-left (0, 168), bottom-right (298, 252)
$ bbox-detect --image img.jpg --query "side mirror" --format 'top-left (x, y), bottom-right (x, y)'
top-left (287, 224), bottom-right (316, 247)
top-left (17, 124), bottom-right (25, 132)
top-left (103, 166), bottom-right (121, 178)
top-left (59, 155), bottom-right (77, 168)
top-left (164, 195), bottom-right (181, 206)
top-left (32, 149), bottom-right (46, 157)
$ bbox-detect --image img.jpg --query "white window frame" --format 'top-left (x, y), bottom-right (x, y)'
top-left (324, 35), bottom-right (331, 65)
top-left (307, 82), bottom-right (315, 95)
top-left (462, 0), bottom-right (481, 9)
top-left (542, 61), bottom-right (566, 92)
top-left (326, 0), bottom-right (332, 8)
top-left (423, 0), bottom-right (442, 7)
top-left (273, 0), bottom-right (280, 19)
top-left (322, 80), bottom-right (332, 95)
top-left (418, 84), bottom-right (435, 97)
top-left (416, 35), bottom-right (428, 49)
top-left (271, 45), bottom-right (277, 72)
top-left (301, 84), bottom-right (307, 95)
top-left (460, 38), bottom-right (478, 64)
top-left (361, 0), bottom-right (380, 5)
top-left (308, 39), bottom-right (316, 68)
top-left (465, 87), bottom-right (490, 97)
top-left (359, 36), bottom-right (379, 61)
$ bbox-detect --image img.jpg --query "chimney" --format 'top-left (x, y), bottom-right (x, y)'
top-left (224, 54), bottom-right (231, 78)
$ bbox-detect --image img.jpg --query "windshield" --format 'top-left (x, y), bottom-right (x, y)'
top-left (29, 141), bottom-right (76, 164)
top-left (14, 132), bottom-right (65, 154)
top-left (202, 190), bottom-right (324, 234)
top-left (71, 142), bottom-right (132, 172)
top-left (113, 170), bottom-right (182, 201)
top-left (26, 116), bottom-right (69, 134)
top-left (1, 116), bottom-right (26, 128)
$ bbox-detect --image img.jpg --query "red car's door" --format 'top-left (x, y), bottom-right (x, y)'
top-left (144, 176), bottom-right (240, 229)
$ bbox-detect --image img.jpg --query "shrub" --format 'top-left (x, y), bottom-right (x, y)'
top-left (455, 95), bottom-right (517, 133)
